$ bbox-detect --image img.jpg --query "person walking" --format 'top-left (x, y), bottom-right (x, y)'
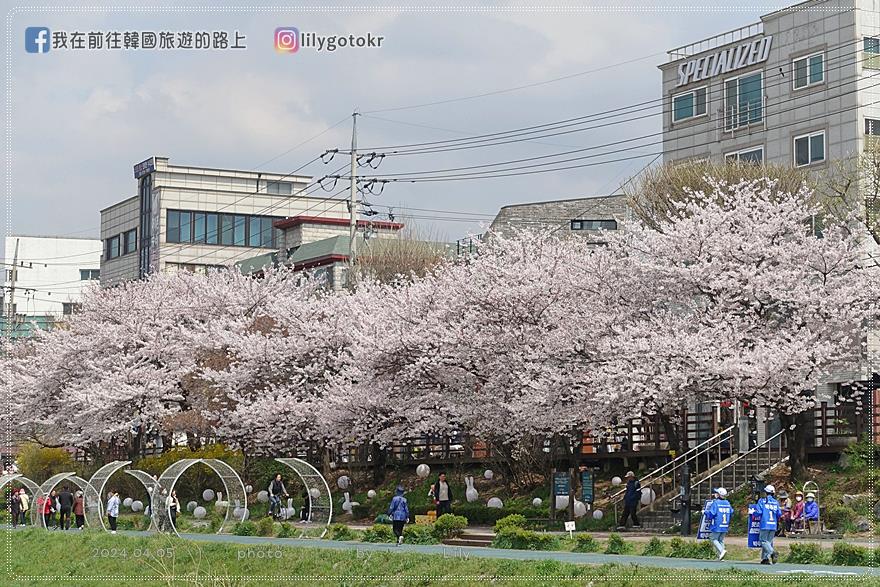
top-left (300, 486), bottom-right (311, 523)
top-left (10, 489), bottom-right (21, 529)
top-left (429, 471), bottom-right (453, 517)
top-left (40, 492), bottom-right (54, 529)
top-left (73, 491), bottom-right (85, 529)
top-left (106, 490), bottom-right (120, 534)
top-left (18, 489), bottom-right (29, 526)
top-left (57, 485), bottom-right (74, 530)
top-left (166, 490), bottom-right (180, 529)
top-left (268, 474), bottom-right (289, 519)
top-left (703, 487), bottom-right (733, 560)
top-left (619, 471), bottom-right (642, 529)
top-left (388, 485), bottom-right (410, 546)
top-left (751, 484), bottom-right (780, 564)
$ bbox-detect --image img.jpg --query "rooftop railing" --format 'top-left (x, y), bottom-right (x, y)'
top-left (668, 22), bottom-right (763, 62)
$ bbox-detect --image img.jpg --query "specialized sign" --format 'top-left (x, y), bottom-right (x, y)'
top-left (553, 472), bottom-right (570, 496)
top-left (676, 36), bottom-right (772, 87)
top-left (580, 471), bottom-right (594, 504)
top-left (134, 157), bottom-right (155, 179)
top-left (696, 499), bottom-right (713, 540)
top-left (747, 504), bottom-right (763, 548)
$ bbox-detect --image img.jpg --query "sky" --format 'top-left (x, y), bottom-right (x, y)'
top-left (2, 1), bottom-right (798, 261)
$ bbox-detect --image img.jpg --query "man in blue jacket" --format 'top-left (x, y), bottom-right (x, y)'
top-left (704, 487), bottom-right (733, 560)
top-left (620, 471), bottom-right (641, 529)
top-left (750, 484), bottom-right (780, 564)
top-left (388, 485), bottom-right (410, 546)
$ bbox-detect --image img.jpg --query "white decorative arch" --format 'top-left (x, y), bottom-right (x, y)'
top-left (274, 458), bottom-right (333, 537)
top-left (157, 458), bottom-right (246, 537)
top-left (1, 473), bottom-right (44, 526)
top-left (124, 469), bottom-right (161, 532)
top-left (38, 472), bottom-right (101, 529)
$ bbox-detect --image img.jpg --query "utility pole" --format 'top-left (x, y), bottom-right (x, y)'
top-left (348, 111), bottom-right (359, 277)
top-left (4, 238), bottom-right (20, 342)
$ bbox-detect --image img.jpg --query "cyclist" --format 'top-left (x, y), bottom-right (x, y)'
top-left (267, 473), bottom-right (289, 519)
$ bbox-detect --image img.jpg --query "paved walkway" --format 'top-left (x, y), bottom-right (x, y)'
top-left (135, 531), bottom-right (879, 576)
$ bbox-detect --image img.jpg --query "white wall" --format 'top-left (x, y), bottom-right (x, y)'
top-left (3, 235), bottom-right (102, 317)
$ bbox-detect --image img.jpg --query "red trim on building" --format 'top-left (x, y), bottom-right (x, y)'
top-left (292, 254), bottom-right (350, 272)
top-left (274, 215), bottom-right (404, 231)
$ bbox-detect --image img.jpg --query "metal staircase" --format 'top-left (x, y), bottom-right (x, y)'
top-left (610, 425), bottom-right (789, 532)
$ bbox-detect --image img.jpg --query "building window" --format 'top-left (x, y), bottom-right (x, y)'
top-left (867, 119), bottom-right (880, 150)
top-left (570, 219), bottom-right (618, 231)
top-left (167, 209), bottom-right (280, 248)
top-left (266, 181), bottom-right (292, 195)
top-left (672, 87), bottom-right (707, 123)
top-left (79, 269), bottom-right (100, 280)
top-left (105, 235), bottom-right (120, 259)
top-left (794, 131), bottom-right (825, 167)
top-left (793, 53), bottom-right (824, 89)
top-left (865, 37), bottom-right (880, 69)
top-left (62, 302), bottom-right (81, 315)
top-left (725, 146), bottom-right (764, 163)
top-left (123, 229), bottom-right (137, 254)
top-left (724, 72), bottom-right (763, 130)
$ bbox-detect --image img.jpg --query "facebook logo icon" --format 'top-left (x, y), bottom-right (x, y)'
top-left (25, 27), bottom-right (50, 53)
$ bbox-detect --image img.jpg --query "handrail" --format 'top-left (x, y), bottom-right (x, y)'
top-left (690, 429), bottom-right (787, 503)
top-left (609, 424), bottom-right (736, 504)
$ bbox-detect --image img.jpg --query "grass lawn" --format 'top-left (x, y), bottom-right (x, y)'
top-left (1, 528), bottom-right (865, 587)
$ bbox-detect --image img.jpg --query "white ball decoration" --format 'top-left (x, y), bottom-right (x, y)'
top-left (123, 497), bottom-right (133, 508)
top-left (245, 485), bottom-right (253, 493)
top-left (592, 509), bottom-right (604, 520)
top-left (257, 491), bottom-right (269, 503)
top-left (416, 464), bottom-right (431, 479)
top-left (367, 490), bottom-right (377, 499)
top-left (574, 500), bottom-right (587, 518)
top-left (611, 476), bottom-right (622, 486)
top-left (193, 506), bottom-right (207, 519)
top-left (532, 497), bottom-right (543, 507)
top-left (186, 500), bottom-right (197, 512)
top-left (487, 497), bottom-right (503, 509)
top-left (484, 470), bottom-right (494, 480)
top-left (131, 500), bottom-right (143, 512)
top-left (309, 487), bottom-right (320, 499)
top-left (337, 476), bottom-right (350, 490)
top-left (640, 488), bottom-right (656, 506)
top-left (202, 489), bottom-right (215, 501)
top-left (555, 495), bottom-right (569, 510)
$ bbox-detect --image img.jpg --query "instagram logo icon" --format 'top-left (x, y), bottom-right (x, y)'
top-left (274, 27), bottom-right (299, 53)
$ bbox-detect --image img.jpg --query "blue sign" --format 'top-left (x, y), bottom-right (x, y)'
top-left (696, 499), bottom-right (713, 540)
top-left (580, 471), bottom-right (594, 504)
top-left (553, 472), bottom-right (570, 496)
top-left (134, 158), bottom-right (155, 179)
top-left (747, 504), bottom-right (762, 548)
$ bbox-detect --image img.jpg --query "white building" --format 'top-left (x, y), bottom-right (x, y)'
top-left (100, 156), bottom-right (350, 286)
top-left (2, 235), bottom-right (102, 324)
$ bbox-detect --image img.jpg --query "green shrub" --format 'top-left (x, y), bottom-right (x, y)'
top-left (329, 523), bottom-right (356, 541)
top-left (642, 537), bottom-right (667, 557)
top-left (449, 504), bottom-right (543, 525)
top-left (277, 522), bottom-right (294, 538)
top-left (824, 505), bottom-right (857, 532)
top-left (492, 528), bottom-right (560, 551)
top-left (16, 443), bottom-right (77, 481)
top-left (362, 524), bottom-right (396, 543)
top-left (786, 543), bottom-right (827, 565)
top-left (604, 533), bottom-right (632, 555)
top-left (404, 524), bottom-right (439, 544)
top-left (434, 514), bottom-right (468, 539)
top-left (493, 514), bottom-right (527, 533)
top-left (256, 516), bottom-right (275, 537)
top-left (830, 542), bottom-right (872, 566)
top-left (667, 537), bottom-right (715, 560)
top-left (233, 520), bottom-right (256, 536)
top-left (572, 533), bottom-right (599, 553)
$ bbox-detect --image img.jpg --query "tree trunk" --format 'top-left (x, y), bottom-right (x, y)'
top-left (780, 411), bottom-right (811, 481)
top-left (660, 414), bottom-right (683, 455)
top-left (370, 442), bottom-right (386, 487)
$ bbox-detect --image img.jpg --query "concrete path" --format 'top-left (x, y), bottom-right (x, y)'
top-left (145, 531), bottom-right (878, 576)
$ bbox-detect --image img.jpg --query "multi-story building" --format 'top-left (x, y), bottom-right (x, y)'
top-left (488, 194), bottom-right (630, 238)
top-left (99, 156), bottom-right (349, 286)
top-left (2, 235), bottom-right (102, 337)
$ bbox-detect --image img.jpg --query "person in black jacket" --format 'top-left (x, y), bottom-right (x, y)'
top-left (57, 486), bottom-right (74, 530)
top-left (429, 471), bottom-right (453, 516)
top-left (619, 471), bottom-right (642, 529)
